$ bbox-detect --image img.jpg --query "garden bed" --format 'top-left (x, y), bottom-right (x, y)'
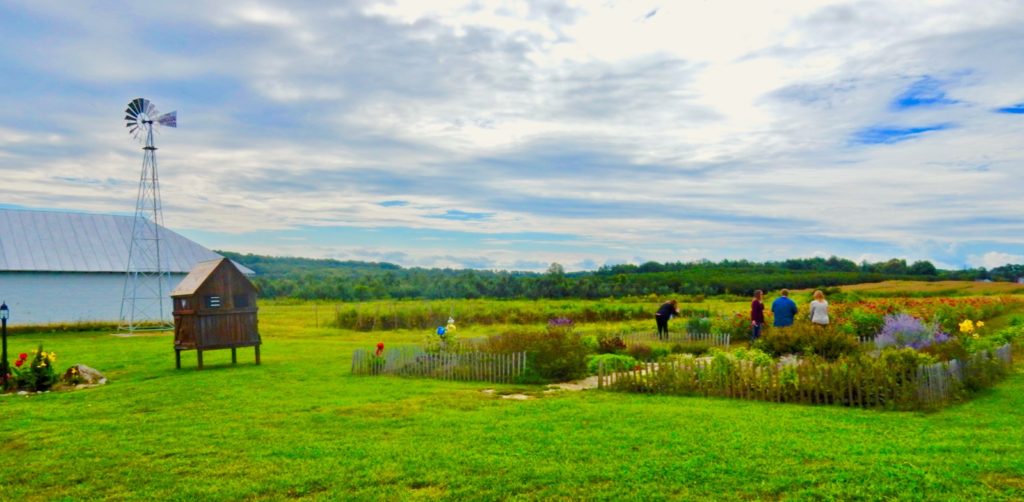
top-left (596, 345), bottom-right (1013, 411)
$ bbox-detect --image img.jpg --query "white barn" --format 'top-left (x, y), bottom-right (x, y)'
top-left (0, 208), bottom-right (251, 326)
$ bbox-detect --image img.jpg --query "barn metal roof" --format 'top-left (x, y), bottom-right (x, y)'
top-left (0, 208), bottom-right (252, 274)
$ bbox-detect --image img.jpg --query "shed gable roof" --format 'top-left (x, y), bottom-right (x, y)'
top-left (0, 208), bottom-right (252, 274)
top-left (171, 258), bottom-right (254, 296)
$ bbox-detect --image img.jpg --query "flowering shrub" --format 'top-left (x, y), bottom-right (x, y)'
top-left (712, 313), bottom-right (750, 338)
top-left (63, 366), bottom-right (85, 386)
top-left (12, 346), bottom-right (59, 392)
top-left (875, 314), bottom-right (949, 350)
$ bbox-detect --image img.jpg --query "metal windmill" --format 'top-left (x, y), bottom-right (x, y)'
top-left (118, 98), bottom-right (178, 332)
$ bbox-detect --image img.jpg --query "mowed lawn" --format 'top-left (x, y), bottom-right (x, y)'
top-left (2, 302), bottom-right (1023, 501)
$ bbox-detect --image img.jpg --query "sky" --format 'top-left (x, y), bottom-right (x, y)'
top-left (1, 0), bottom-right (1022, 272)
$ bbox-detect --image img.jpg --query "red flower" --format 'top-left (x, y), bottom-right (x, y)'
top-left (18, 353), bottom-right (27, 360)
top-left (15, 359), bottom-right (23, 367)
top-left (375, 342), bottom-right (384, 357)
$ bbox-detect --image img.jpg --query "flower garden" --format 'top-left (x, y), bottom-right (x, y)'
top-left (353, 295), bottom-right (1024, 411)
top-left (3, 290), bottom-right (1024, 499)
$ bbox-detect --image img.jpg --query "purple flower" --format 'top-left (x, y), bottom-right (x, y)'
top-left (548, 317), bottom-right (574, 327)
top-left (876, 313), bottom-right (950, 351)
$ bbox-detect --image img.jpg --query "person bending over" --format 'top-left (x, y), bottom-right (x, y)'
top-left (655, 299), bottom-right (680, 340)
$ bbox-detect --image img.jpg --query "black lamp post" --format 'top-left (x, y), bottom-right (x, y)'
top-left (0, 302), bottom-right (9, 387)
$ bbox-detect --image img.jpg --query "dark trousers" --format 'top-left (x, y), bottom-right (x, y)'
top-left (656, 315), bottom-right (669, 339)
top-left (751, 322), bottom-right (762, 343)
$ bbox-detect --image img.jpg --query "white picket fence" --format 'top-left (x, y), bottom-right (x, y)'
top-left (351, 346), bottom-right (527, 384)
top-left (915, 343), bottom-right (1013, 404)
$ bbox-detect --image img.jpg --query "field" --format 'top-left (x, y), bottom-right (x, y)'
top-left (2, 293), bottom-right (1024, 500)
top-left (834, 280), bottom-right (1024, 296)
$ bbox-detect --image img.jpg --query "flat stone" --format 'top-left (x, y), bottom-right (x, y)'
top-left (501, 393), bottom-right (532, 400)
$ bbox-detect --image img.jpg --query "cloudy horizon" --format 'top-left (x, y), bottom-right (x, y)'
top-left (1, 1), bottom-right (1022, 272)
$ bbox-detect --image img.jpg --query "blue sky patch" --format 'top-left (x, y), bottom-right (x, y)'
top-left (891, 76), bottom-right (958, 110)
top-left (426, 210), bottom-right (493, 221)
top-left (852, 124), bottom-right (952, 145)
top-left (995, 103), bottom-right (1024, 114)
top-left (379, 200), bottom-right (408, 207)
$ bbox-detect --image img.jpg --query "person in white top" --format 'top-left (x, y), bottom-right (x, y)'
top-left (809, 290), bottom-right (829, 326)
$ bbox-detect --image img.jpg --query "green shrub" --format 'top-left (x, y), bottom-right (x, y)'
top-left (626, 343), bottom-right (654, 361)
top-left (670, 341), bottom-right (712, 356)
top-left (597, 335), bottom-right (627, 354)
top-left (920, 338), bottom-right (969, 362)
top-left (844, 308), bottom-right (884, 338)
top-left (480, 325), bottom-right (589, 383)
top-left (755, 324), bottom-right (860, 360)
top-left (686, 317), bottom-right (712, 334)
top-left (586, 354), bottom-right (639, 375)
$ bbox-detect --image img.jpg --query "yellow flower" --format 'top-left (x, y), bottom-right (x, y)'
top-left (972, 333), bottom-right (980, 339)
top-left (71, 368), bottom-right (78, 374)
top-left (976, 321), bottom-right (985, 328)
top-left (959, 320), bottom-right (975, 334)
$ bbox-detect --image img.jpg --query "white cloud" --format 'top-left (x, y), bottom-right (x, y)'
top-left (1, 0), bottom-right (1023, 269)
top-left (967, 252), bottom-right (1024, 270)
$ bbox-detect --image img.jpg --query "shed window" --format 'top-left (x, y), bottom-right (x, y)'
top-left (233, 294), bottom-right (250, 308)
top-left (178, 299), bottom-right (188, 309)
top-left (204, 295), bottom-right (222, 308)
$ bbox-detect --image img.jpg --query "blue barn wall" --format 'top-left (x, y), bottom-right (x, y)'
top-left (0, 272), bottom-right (187, 326)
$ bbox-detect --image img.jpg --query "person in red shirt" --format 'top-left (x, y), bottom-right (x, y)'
top-left (750, 290), bottom-right (765, 343)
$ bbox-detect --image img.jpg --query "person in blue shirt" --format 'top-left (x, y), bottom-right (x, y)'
top-left (771, 289), bottom-right (798, 327)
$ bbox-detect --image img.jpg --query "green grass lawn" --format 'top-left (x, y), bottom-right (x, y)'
top-left (2, 302), bottom-right (1023, 500)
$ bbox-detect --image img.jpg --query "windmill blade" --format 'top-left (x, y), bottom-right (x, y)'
top-left (128, 98), bottom-right (144, 115)
top-left (157, 111), bottom-right (177, 128)
top-left (143, 100), bottom-right (157, 117)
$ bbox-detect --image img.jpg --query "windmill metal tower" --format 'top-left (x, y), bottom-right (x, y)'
top-left (119, 98), bottom-right (178, 332)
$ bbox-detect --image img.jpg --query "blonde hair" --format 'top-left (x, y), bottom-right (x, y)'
top-left (813, 290), bottom-right (825, 301)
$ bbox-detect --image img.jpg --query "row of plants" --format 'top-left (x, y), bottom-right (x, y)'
top-left (332, 298), bottom-right (712, 331)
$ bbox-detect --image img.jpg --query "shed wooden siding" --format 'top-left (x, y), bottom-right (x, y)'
top-left (172, 258), bottom-right (260, 351)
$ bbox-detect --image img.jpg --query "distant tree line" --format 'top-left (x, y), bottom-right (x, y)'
top-left (218, 251), bottom-right (1020, 301)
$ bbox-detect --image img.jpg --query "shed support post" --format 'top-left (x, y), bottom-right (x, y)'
top-left (175, 349), bottom-right (181, 369)
top-left (255, 344), bottom-right (261, 365)
top-left (231, 348), bottom-right (237, 364)
top-left (197, 350), bottom-right (204, 370)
